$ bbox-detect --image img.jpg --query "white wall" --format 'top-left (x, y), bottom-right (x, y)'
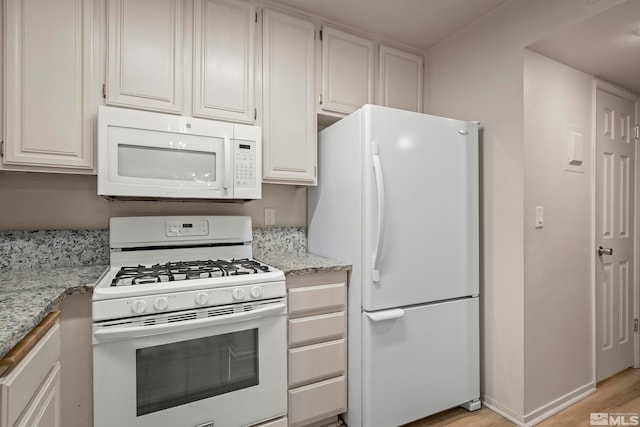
top-left (0, 172), bottom-right (307, 230)
top-left (523, 50), bottom-right (593, 415)
top-left (425, 0), bottom-right (623, 420)
top-left (58, 294), bottom-right (93, 427)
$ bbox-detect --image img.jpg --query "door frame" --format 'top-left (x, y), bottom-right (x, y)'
top-left (590, 79), bottom-right (640, 382)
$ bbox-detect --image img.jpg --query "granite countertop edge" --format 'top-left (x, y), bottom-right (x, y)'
top-left (0, 264), bottom-right (108, 360)
top-left (254, 252), bottom-right (352, 276)
top-left (0, 253), bottom-right (350, 360)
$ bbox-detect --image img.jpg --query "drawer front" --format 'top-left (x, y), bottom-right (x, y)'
top-left (4, 324), bottom-right (60, 427)
top-left (288, 376), bottom-right (347, 427)
top-left (288, 282), bottom-right (346, 316)
top-left (289, 339), bottom-right (346, 388)
top-left (288, 311), bottom-right (346, 347)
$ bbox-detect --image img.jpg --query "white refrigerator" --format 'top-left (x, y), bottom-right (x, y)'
top-left (308, 105), bottom-right (480, 427)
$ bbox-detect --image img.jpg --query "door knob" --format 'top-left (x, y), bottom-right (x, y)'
top-left (597, 246), bottom-right (613, 256)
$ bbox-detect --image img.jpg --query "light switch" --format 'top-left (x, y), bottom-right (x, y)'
top-left (535, 206), bottom-right (544, 228)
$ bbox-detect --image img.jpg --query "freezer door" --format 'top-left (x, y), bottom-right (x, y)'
top-left (363, 105), bottom-right (479, 310)
top-left (362, 298), bottom-right (479, 427)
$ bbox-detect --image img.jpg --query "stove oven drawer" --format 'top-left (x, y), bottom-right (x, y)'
top-left (288, 376), bottom-right (347, 427)
top-left (288, 338), bottom-right (346, 388)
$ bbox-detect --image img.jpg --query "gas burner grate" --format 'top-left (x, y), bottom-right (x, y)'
top-left (110, 258), bottom-right (270, 286)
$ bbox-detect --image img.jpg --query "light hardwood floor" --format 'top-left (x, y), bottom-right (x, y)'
top-left (404, 368), bottom-right (640, 427)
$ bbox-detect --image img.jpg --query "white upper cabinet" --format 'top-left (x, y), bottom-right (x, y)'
top-left (193, 0), bottom-right (256, 123)
top-left (3, 0), bottom-right (96, 171)
top-left (262, 9), bottom-right (316, 185)
top-left (106, 0), bottom-right (184, 113)
top-left (378, 44), bottom-right (423, 113)
top-left (320, 26), bottom-right (374, 115)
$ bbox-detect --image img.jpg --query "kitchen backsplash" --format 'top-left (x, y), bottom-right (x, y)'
top-left (0, 226), bottom-right (307, 270)
top-left (252, 226), bottom-right (307, 257)
top-left (0, 229), bottom-right (109, 270)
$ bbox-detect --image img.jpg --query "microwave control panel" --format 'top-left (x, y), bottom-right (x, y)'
top-left (234, 141), bottom-right (256, 188)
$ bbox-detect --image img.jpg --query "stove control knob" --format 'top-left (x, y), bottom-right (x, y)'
top-left (232, 288), bottom-right (245, 301)
top-left (154, 296), bottom-right (169, 311)
top-left (250, 286), bottom-right (262, 298)
top-left (131, 299), bottom-right (147, 314)
top-left (195, 292), bottom-right (209, 305)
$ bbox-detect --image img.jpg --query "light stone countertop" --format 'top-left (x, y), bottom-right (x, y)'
top-left (0, 249), bottom-right (350, 360)
top-left (255, 252), bottom-right (351, 276)
top-left (0, 265), bottom-right (108, 360)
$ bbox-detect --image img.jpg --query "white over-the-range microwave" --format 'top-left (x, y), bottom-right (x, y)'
top-left (97, 106), bottom-right (261, 201)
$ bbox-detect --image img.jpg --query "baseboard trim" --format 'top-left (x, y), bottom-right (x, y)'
top-left (483, 382), bottom-right (595, 426)
top-left (482, 399), bottom-right (526, 425)
top-left (523, 382), bottom-right (595, 426)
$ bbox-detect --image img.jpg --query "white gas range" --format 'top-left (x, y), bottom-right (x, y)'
top-left (92, 216), bottom-right (287, 427)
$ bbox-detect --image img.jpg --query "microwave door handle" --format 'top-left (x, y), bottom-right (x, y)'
top-left (93, 302), bottom-right (286, 342)
top-left (223, 138), bottom-right (232, 189)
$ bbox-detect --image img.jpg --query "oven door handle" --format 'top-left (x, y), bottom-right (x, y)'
top-left (93, 302), bottom-right (286, 342)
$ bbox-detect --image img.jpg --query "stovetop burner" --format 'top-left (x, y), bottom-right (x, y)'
top-left (111, 258), bottom-right (270, 286)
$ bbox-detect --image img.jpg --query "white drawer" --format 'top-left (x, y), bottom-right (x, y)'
top-left (288, 282), bottom-right (346, 316)
top-left (288, 311), bottom-right (346, 347)
top-left (288, 339), bottom-right (346, 388)
top-left (288, 376), bottom-right (347, 427)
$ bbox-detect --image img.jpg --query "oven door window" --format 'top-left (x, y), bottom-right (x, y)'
top-left (135, 328), bottom-right (259, 416)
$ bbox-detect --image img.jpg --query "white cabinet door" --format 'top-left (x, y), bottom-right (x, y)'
top-left (320, 26), bottom-right (373, 115)
top-left (107, 0), bottom-right (184, 113)
top-left (15, 364), bottom-right (61, 427)
top-left (262, 9), bottom-right (316, 185)
top-left (193, 0), bottom-right (256, 123)
top-left (378, 45), bottom-right (423, 113)
top-left (3, 0), bottom-right (95, 171)
top-left (0, 323), bottom-right (61, 427)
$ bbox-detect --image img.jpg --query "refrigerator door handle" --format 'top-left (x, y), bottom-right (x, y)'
top-left (365, 308), bottom-right (405, 322)
top-left (372, 141), bottom-right (385, 282)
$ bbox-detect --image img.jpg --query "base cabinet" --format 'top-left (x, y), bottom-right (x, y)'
top-left (0, 323), bottom-right (61, 427)
top-left (286, 271), bottom-right (348, 427)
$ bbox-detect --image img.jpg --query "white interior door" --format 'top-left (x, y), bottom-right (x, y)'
top-left (595, 88), bottom-right (636, 382)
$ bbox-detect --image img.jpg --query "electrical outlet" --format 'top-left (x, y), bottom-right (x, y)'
top-left (264, 208), bottom-right (276, 226)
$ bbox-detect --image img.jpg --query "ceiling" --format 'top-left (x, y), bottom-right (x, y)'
top-left (271, 0), bottom-right (510, 50)
top-left (270, 0), bottom-right (640, 95)
top-left (529, 0), bottom-right (640, 94)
